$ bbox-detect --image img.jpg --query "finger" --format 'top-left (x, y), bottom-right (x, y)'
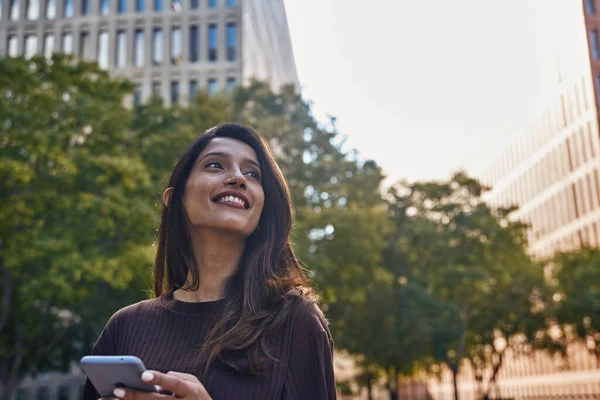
top-left (166, 371), bottom-right (200, 383)
top-left (141, 371), bottom-right (193, 397)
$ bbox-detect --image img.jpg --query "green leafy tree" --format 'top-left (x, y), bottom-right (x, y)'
top-left (231, 80), bottom-right (382, 211)
top-left (386, 172), bottom-right (544, 400)
top-left (550, 247), bottom-right (600, 366)
top-left (0, 55), bottom-right (155, 400)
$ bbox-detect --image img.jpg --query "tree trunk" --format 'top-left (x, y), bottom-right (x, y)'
top-left (386, 368), bottom-right (398, 400)
top-left (451, 367), bottom-right (459, 400)
top-left (366, 378), bottom-right (373, 400)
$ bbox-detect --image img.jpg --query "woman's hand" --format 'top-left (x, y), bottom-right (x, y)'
top-left (110, 370), bottom-right (212, 400)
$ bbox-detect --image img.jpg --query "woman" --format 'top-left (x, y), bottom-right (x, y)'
top-left (82, 123), bottom-right (336, 400)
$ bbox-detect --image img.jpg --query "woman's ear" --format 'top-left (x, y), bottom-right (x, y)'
top-left (163, 187), bottom-right (173, 208)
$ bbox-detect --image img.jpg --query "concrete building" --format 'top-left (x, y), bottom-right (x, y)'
top-left (422, 1), bottom-right (600, 399)
top-left (478, 0), bottom-right (600, 260)
top-left (0, 0), bottom-right (299, 106)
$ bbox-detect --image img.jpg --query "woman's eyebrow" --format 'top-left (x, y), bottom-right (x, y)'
top-left (199, 151), bottom-right (228, 162)
top-left (246, 159), bottom-right (261, 169)
top-left (199, 151), bottom-right (260, 169)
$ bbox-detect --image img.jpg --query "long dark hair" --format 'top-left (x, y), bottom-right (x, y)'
top-left (153, 122), bottom-right (314, 375)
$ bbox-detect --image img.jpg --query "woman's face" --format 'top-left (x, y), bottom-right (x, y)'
top-left (183, 137), bottom-right (265, 237)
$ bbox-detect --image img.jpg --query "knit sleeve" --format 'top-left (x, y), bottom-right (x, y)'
top-left (81, 318), bottom-right (119, 400)
top-left (281, 330), bottom-right (337, 400)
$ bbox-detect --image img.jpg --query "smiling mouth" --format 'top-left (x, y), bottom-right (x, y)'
top-left (213, 195), bottom-right (249, 209)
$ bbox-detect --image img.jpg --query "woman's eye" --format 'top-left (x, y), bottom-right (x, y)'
top-left (206, 161), bottom-right (222, 169)
top-left (246, 170), bottom-right (260, 180)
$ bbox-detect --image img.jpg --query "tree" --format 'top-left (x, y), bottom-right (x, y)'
top-left (231, 80), bottom-right (383, 211)
top-left (550, 246), bottom-right (600, 366)
top-left (386, 172), bottom-right (544, 400)
top-left (0, 55), bottom-right (155, 400)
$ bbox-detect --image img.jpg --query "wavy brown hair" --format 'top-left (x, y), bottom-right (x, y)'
top-left (153, 122), bottom-right (314, 375)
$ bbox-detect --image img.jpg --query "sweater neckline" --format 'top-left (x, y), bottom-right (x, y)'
top-left (160, 287), bottom-right (226, 315)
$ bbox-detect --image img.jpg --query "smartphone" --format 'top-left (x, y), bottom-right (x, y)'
top-left (80, 356), bottom-right (159, 398)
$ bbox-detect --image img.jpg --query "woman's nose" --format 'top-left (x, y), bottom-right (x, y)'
top-left (224, 171), bottom-right (246, 189)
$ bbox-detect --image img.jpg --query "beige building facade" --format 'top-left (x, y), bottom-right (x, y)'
top-left (0, 0), bottom-right (299, 106)
top-left (479, 0), bottom-right (600, 260)
top-left (424, 1), bottom-right (600, 398)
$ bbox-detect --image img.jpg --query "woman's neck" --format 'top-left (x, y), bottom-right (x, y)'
top-left (175, 229), bottom-right (245, 303)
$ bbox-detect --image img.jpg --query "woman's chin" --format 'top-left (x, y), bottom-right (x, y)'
top-left (203, 223), bottom-right (255, 238)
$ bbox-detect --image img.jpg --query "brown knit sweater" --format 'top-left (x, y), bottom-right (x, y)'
top-left (81, 289), bottom-right (336, 400)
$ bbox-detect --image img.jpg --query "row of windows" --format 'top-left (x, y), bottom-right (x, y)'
top-left (482, 76), bottom-right (592, 187)
top-left (6, 23), bottom-right (237, 67)
top-left (534, 217), bottom-right (600, 260)
top-left (132, 77), bottom-right (237, 106)
top-left (521, 167), bottom-right (600, 246)
top-left (586, 0), bottom-right (596, 15)
top-left (437, 343), bottom-right (598, 387)
top-left (487, 123), bottom-right (598, 214)
top-left (1, 0), bottom-right (235, 20)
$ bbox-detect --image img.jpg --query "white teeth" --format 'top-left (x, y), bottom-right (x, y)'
top-left (217, 195), bottom-right (246, 208)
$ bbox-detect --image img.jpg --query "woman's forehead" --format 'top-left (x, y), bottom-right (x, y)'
top-left (201, 137), bottom-right (259, 162)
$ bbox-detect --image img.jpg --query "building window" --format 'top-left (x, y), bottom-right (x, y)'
top-left (591, 30), bottom-right (600, 60)
top-left (151, 81), bottom-right (161, 96)
top-left (133, 84), bottom-right (142, 106)
top-left (99, 0), bottom-right (108, 14)
top-left (207, 78), bottom-right (217, 95)
top-left (226, 0), bottom-right (234, 6)
top-left (171, 27), bottom-right (182, 64)
top-left (45, 0), bottom-right (56, 18)
top-left (226, 23), bottom-right (236, 61)
top-left (189, 80), bottom-right (198, 105)
top-left (152, 28), bottom-right (163, 64)
top-left (62, 32), bottom-right (73, 54)
top-left (587, 0), bottom-right (596, 14)
top-left (116, 30), bottom-right (126, 67)
top-left (98, 31), bottom-right (109, 69)
top-left (63, 0), bottom-right (73, 16)
top-left (57, 386), bottom-right (69, 400)
top-left (171, 80), bottom-right (179, 105)
top-left (81, 0), bottom-right (89, 14)
top-left (208, 24), bottom-right (217, 61)
top-left (154, 0), bottom-right (162, 10)
top-left (208, 0), bottom-right (216, 8)
top-left (189, 25), bottom-right (199, 62)
top-left (190, 0), bottom-right (198, 8)
top-left (24, 35), bottom-right (37, 58)
top-left (171, 0), bottom-right (181, 11)
top-left (43, 33), bottom-right (55, 58)
top-left (26, 0), bottom-right (40, 19)
top-left (7, 36), bottom-right (18, 57)
top-left (10, 0), bottom-right (20, 20)
top-left (136, 0), bottom-right (144, 11)
top-left (16, 389), bottom-right (28, 400)
top-left (226, 77), bottom-right (236, 93)
top-left (117, 0), bottom-right (125, 13)
top-left (134, 29), bottom-right (144, 67)
top-left (36, 387), bottom-right (49, 400)
top-left (80, 31), bottom-right (91, 59)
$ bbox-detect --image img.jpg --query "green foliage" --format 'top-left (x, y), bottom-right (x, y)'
top-left (0, 55), bottom-right (554, 400)
top-left (550, 247), bottom-right (600, 357)
top-left (0, 55), bottom-right (155, 396)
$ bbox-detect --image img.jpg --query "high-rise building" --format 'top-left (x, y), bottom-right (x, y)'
top-left (422, 1), bottom-right (600, 398)
top-left (478, 0), bottom-right (600, 260)
top-left (0, 0), bottom-right (299, 106)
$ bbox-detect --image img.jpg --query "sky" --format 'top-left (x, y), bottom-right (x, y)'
top-left (283, 0), bottom-right (580, 184)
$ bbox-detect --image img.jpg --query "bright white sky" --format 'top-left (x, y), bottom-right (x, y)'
top-left (283, 0), bottom-right (580, 184)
